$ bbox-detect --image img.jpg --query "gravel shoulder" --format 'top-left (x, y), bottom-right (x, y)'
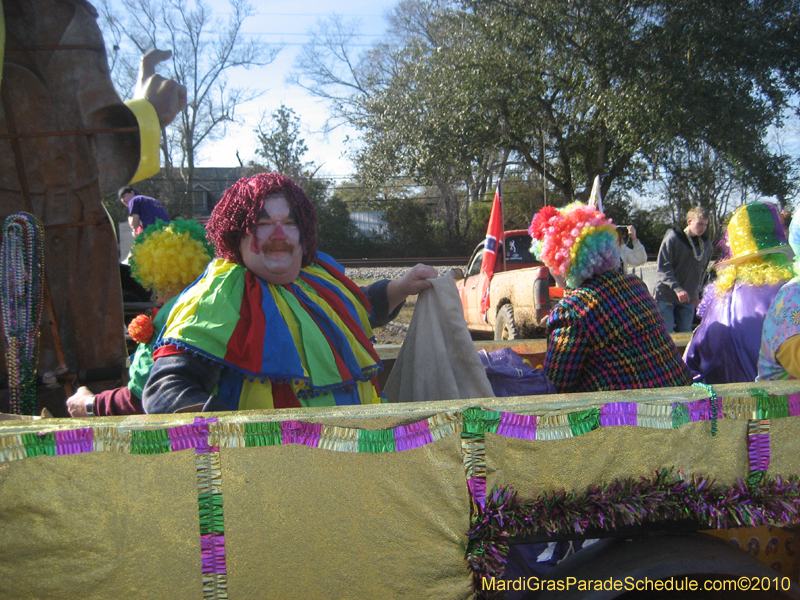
top-left (347, 265), bottom-right (461, 346)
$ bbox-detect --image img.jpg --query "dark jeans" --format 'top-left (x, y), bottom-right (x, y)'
top-left (656, 300), bottom-right (695, 332)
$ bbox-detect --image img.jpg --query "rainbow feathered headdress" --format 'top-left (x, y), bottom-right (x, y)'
top-left (528, 202), bottom-right (620, 289)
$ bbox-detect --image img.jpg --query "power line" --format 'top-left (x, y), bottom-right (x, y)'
top-left (238, 32), bottom-right (382, 37)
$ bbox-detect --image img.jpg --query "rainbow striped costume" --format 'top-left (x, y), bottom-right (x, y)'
top-left (153, 253), bottom-right (383, 409)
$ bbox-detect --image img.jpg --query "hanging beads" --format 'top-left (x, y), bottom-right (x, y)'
top-left (1, 213), bottom-right (45, 415)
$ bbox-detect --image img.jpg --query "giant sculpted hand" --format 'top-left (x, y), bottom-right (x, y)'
top-left (135, 49), bottom-right (188, 128)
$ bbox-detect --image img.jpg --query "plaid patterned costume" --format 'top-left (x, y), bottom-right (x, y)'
top-left (544, 270), bottom-right (692, 393)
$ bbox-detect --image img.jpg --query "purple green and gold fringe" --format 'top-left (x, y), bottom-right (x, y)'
top-left (1, 387), bottom-right (800, 599)
top-left (395, 420), bottom-right (435, 450)
top-left (54, 428), bottom-right (93, 454)
top-left (599, 402), bottom-right (637, 427)
top-left (752, 388), bottom-right (791, 419)
top-left (0, 412), bottom-right (463, 464)
top-left (788, 393), bottom-right (800, 416)
top-left (747, 419), bottom-right (771, 487)
top-left (281, 420), bottom-right (323, 447)
top-left (496, 412), bottom-right (537, 439)
top-left (463, 407), bottom-right (501, 437)
top-left (192, 417), bottom-right (227, 600)
top-left (462, 435), bottom-right (487, 511)
top-left (7, 385), bottom-right (795, 465)
top-left (462, 408), bottom-right (499, 512)
top-left (693, 382), bottom-right (719, 435)
top-left (130, 428), bottom-right (172, 454)
top-left (466, 471), bottom-right (800, 599)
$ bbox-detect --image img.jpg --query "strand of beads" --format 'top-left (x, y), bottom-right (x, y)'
top-left (1, 213), bottom-right (45, 415)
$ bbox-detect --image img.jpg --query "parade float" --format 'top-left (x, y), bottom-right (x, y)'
top-left (2, 363), bottom-right (800, 599)
top-left (2, 2), bottom-right (800, 599)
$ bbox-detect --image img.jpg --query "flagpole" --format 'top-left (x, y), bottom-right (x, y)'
top-left (499, 181), bottom-right (506, 273)
top-left (542, 134), bottom-right (547, 207)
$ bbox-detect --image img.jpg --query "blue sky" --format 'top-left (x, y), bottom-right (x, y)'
top-left (106, 0), bottom-right (400, 179)
top-left (208, 1), bottom-right (399, 179)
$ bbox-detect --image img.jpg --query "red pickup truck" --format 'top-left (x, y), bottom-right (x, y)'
top-left (455, 229), bottom-right (557, 340)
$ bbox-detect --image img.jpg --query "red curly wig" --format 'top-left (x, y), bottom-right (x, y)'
top-left (206, 173), bottom-right (318, 267)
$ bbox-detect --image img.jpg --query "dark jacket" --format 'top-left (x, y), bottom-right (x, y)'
top-left (653, 227), bottom-right (712, 303)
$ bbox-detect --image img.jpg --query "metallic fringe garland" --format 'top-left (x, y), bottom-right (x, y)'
top-left (692, 381), bottom-right (719, 435)
top-left (747, 419), bottom-right (771, 486)
top-left (467, 471), bottom-right (800, 600)
top-left (0, 388), bottom-right (798, 599)
top-left (3, 387), bottom-right (796, 464)
top-left (0, 213), bottom-right (45, 415)
top-left (193, 419), bottom-right (227, 600)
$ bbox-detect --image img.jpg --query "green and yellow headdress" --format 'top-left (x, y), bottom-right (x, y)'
top-left (713, 203), bottom-right (793, 295)
top-left (129, 219), bottom-right (215, 299)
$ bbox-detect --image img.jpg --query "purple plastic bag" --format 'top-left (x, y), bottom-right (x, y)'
top-left (478, 348), bottom-right (557, 397)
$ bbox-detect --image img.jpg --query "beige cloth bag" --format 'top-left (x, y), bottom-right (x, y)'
top-left (384, 272), bottom-right (495, 403)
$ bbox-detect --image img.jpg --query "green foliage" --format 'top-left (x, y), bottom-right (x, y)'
top-left (462, 0), bottom-right (799, 200)
top-left (254, 105), bottom-right (312, 180)
top-left (465, 175), bottom-right (567, 248)
top-left (466, 201), bottom-right (491, 244)
top-left (330, 180), bottom-right (377, 211)
top-left (295, 0), bottom-right (799, 245)
top-left (629, 205), bottom-right (675, 255)
top-left (314, 195), bottom-right (375, 259)
top-left (103, 194), bottom-right (128, 225)
top-left (381, 201), bottom-right (445, 257)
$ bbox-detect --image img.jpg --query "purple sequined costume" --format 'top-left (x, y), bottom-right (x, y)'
top-left (684, 282), bottom-right (785, 384)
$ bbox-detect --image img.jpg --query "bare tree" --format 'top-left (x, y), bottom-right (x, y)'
top-left (290, 4), bottom-right (506, 244)
top-left (288, 14), bottom-right (381, 132)
top-left (651, 141), bottom-right (753, 242)
top-left (96, 0), bottom-right (280, 212)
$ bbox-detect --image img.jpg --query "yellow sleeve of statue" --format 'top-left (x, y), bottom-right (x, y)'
top-left (124, 99), bottom-right (161, 184)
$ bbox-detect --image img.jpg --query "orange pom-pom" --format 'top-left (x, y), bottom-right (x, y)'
top-left (128, 314), bottom-right (155, 344)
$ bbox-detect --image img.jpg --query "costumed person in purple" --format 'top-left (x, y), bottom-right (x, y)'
top-left (529, 202), bottom-right (691, 393)
top-left (142, 173), bottom-right (438, 413)
top-left (118, 186), bottom-right (170, 237)
top-left (758, 206), bottom-right (800, 380)
top-left (66, 220), bottom-right (214, 417)
top-left (684, 202), bottom-right (793, 384)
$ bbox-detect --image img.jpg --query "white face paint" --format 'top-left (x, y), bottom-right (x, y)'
top-left (239, 195), bottom-right (303, 285)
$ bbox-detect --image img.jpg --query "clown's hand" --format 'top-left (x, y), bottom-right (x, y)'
top-left (66, 387), bottom-right (95, 418)
top-left (135, 49), bottom-right (187, 128)
top-left (386, 264), bottom-right (439, 311)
